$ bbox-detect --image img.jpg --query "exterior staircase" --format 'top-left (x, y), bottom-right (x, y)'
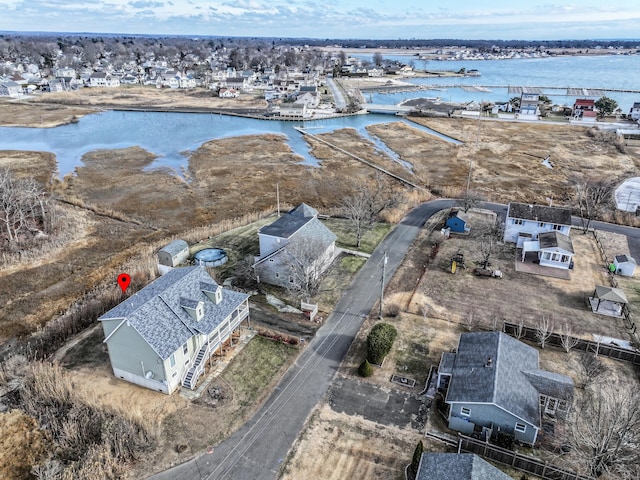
top-left (182, 343), bottom-right (210, 390)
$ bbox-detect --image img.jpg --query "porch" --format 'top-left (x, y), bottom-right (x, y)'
top-left (515, 250), bottom-right (571, 279)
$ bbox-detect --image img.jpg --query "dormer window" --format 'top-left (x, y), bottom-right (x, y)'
top-left (200, 281), bottom-right (222, 305)
top-left (180, 297), bottom-right (204, 321)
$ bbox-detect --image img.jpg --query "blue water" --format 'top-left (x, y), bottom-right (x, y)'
top-left (0, 111), bottom-right (452, 176)
top-left (357, 54), bottom-right (640, 109)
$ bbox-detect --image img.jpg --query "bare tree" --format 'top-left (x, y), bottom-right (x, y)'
top-left (477, 216), bottom-right (504, 269)
top-left (559, 320), bottom-right (579, 353)
top-left (574, 178), bottom-right (614, 233)
top-left (514, 318), bottom-right (526, 339)
top-left (535, 315), bottom-right (553, 349)
top-left (570, 383), bottom-right (640, 478)
top-left (284, 236), bottom-right (333, 301)
top-left (341, 175), bottom-right (400, 249)
top-left (457, 189), bottom-right (483, 214)
top-left (578, 353), bottom-right (607, 389)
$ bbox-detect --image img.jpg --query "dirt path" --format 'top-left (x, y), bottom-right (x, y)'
top-left (52, 323), bottom-right (102, 362)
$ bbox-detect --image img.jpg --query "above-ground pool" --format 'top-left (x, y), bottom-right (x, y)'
top-left (194, 248), bottom-right (228, 267)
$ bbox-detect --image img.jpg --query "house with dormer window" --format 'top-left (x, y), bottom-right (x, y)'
top-left (99, 266), bottom-right (250, 394)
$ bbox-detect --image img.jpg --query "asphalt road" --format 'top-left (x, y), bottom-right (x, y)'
top-left (149, 199), bottom-right (639, 480)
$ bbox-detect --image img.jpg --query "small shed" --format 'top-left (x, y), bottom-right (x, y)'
top-left (445, 210), bottom-right (470, 234)
top-left (589, 285), bottom-right (628, 317)
top-left (614, 254), bottom-right (637, 277)
top-left (158, 239), bottom-right (189, 267)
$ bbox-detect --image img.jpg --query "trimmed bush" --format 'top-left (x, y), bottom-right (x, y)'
top-left (358, 359), bottom-right (373, 377)
top-left (366, 322), bottom-right (397, 365)
top-left (408, 440), bottom-right (424, 480)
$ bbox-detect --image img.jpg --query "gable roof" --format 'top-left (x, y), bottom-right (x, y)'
top-left (259, 203), bottom-right (318, 239)
top-left (445, 332), bottom-right (573, 427)
top-left (574, 98), bottom-right (595, 107)
top-left (538, 231), bottom-right (574, 254)
top-left (507, 202), bottom-right (572, 226)
top-left (417, 453), bottom-right (512, 480)
top-left (99, 267), bottom-right (249, 360)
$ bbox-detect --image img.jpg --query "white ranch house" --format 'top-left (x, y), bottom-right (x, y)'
top-left (99, 266), bottom-right (250, 394)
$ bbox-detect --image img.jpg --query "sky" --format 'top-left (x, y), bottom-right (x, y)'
top-left (0, 0), bottom-right (639, 40)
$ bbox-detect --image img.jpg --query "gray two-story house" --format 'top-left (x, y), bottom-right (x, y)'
top-left (437, 332), bottom-right (573, 445)
top-left (99, 266), bottom-right (250, 394)
top-left (253, 203), bottom-right (336, 289)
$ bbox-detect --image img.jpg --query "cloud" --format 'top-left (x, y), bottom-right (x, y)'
top-left (130, 0), bottom-right (165, 9)
top-left (0, 0), bottom-right (639, 39)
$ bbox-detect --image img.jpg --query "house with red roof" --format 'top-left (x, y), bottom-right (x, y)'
top-left (573, 98), bottom-right (595, 118)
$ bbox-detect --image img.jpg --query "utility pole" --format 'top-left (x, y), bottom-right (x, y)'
top-left (379, 251), bottom-right (387, 320)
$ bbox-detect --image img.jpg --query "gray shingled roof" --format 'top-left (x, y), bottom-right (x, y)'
top-left (538, 231), bottom-right (574, 254)
top-left (99, 267), bottom-right (249, 360)
top-left (508, 202), bottom-right (572, 225)
top-left (445, 332), bottom-right (573, 427)
top-left (417, 453), bottom-right (512, 480)
top-left (259, 203), bottom-right (318, 238)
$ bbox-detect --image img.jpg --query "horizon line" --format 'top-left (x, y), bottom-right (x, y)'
top-left (1, 30), bottom-right (640, 43)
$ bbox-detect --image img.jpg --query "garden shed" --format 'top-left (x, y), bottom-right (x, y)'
top-left (614, 254), bottom-right (636, 277)
top-left (158, 239), bottom-right (189, 268)
top-left (445, 210), bottom-right (470, 234)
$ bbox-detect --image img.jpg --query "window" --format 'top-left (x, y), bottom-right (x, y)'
top-left (515, 423), bottom-right (526, 433)
top-left (183, 343), bottom-right (188, 355)
top-left (561, 255), bottom-right (569, 263)
top-left (512, 218), bottom-right (524, 225)
top-left (552, 224), bottom-right (562, 231)
top-left (172, 371), bottom-right (178, 378)
top-left (169, 354), bottom-right (176, 368)
top-left (543, 252), bottom-right (551, 260)
top-left (461, 407), bottom-right (471, 416)
top-left (558, 400), bottom-right (569, 411)
top-left (538, 222), bottom-right (545, 227)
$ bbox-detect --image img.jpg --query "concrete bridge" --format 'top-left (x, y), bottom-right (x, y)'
top-left (362, 103), bottom-right (415, 114)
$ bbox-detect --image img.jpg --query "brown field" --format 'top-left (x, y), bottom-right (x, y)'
top-left (280, 403), bottom-right (429, 480)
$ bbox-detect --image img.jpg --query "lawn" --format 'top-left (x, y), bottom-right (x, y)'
top-left (222, 335), bottom-right (299, 411)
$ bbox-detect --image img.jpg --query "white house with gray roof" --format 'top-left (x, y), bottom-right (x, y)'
top-left (504, 202), bottom-right (572, 247)
top-left (99, 266), bottom-right (250, 394)
top-left (417, 453), bottom-right (512, 480)
top-left (437, 332), bottom-right (573, 445)
top-left (521, 230), bottom-right (575, 270)
top-left (253, 203), bottom-right (336, 289)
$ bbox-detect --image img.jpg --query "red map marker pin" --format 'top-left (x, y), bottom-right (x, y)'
top-left (117, 273), bottom-right (131, 293)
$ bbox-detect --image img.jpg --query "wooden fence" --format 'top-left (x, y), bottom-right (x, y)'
top-left (457, 435), bottom-right (593, 480)
top-left (503, 322), bottom-right (640, 365)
